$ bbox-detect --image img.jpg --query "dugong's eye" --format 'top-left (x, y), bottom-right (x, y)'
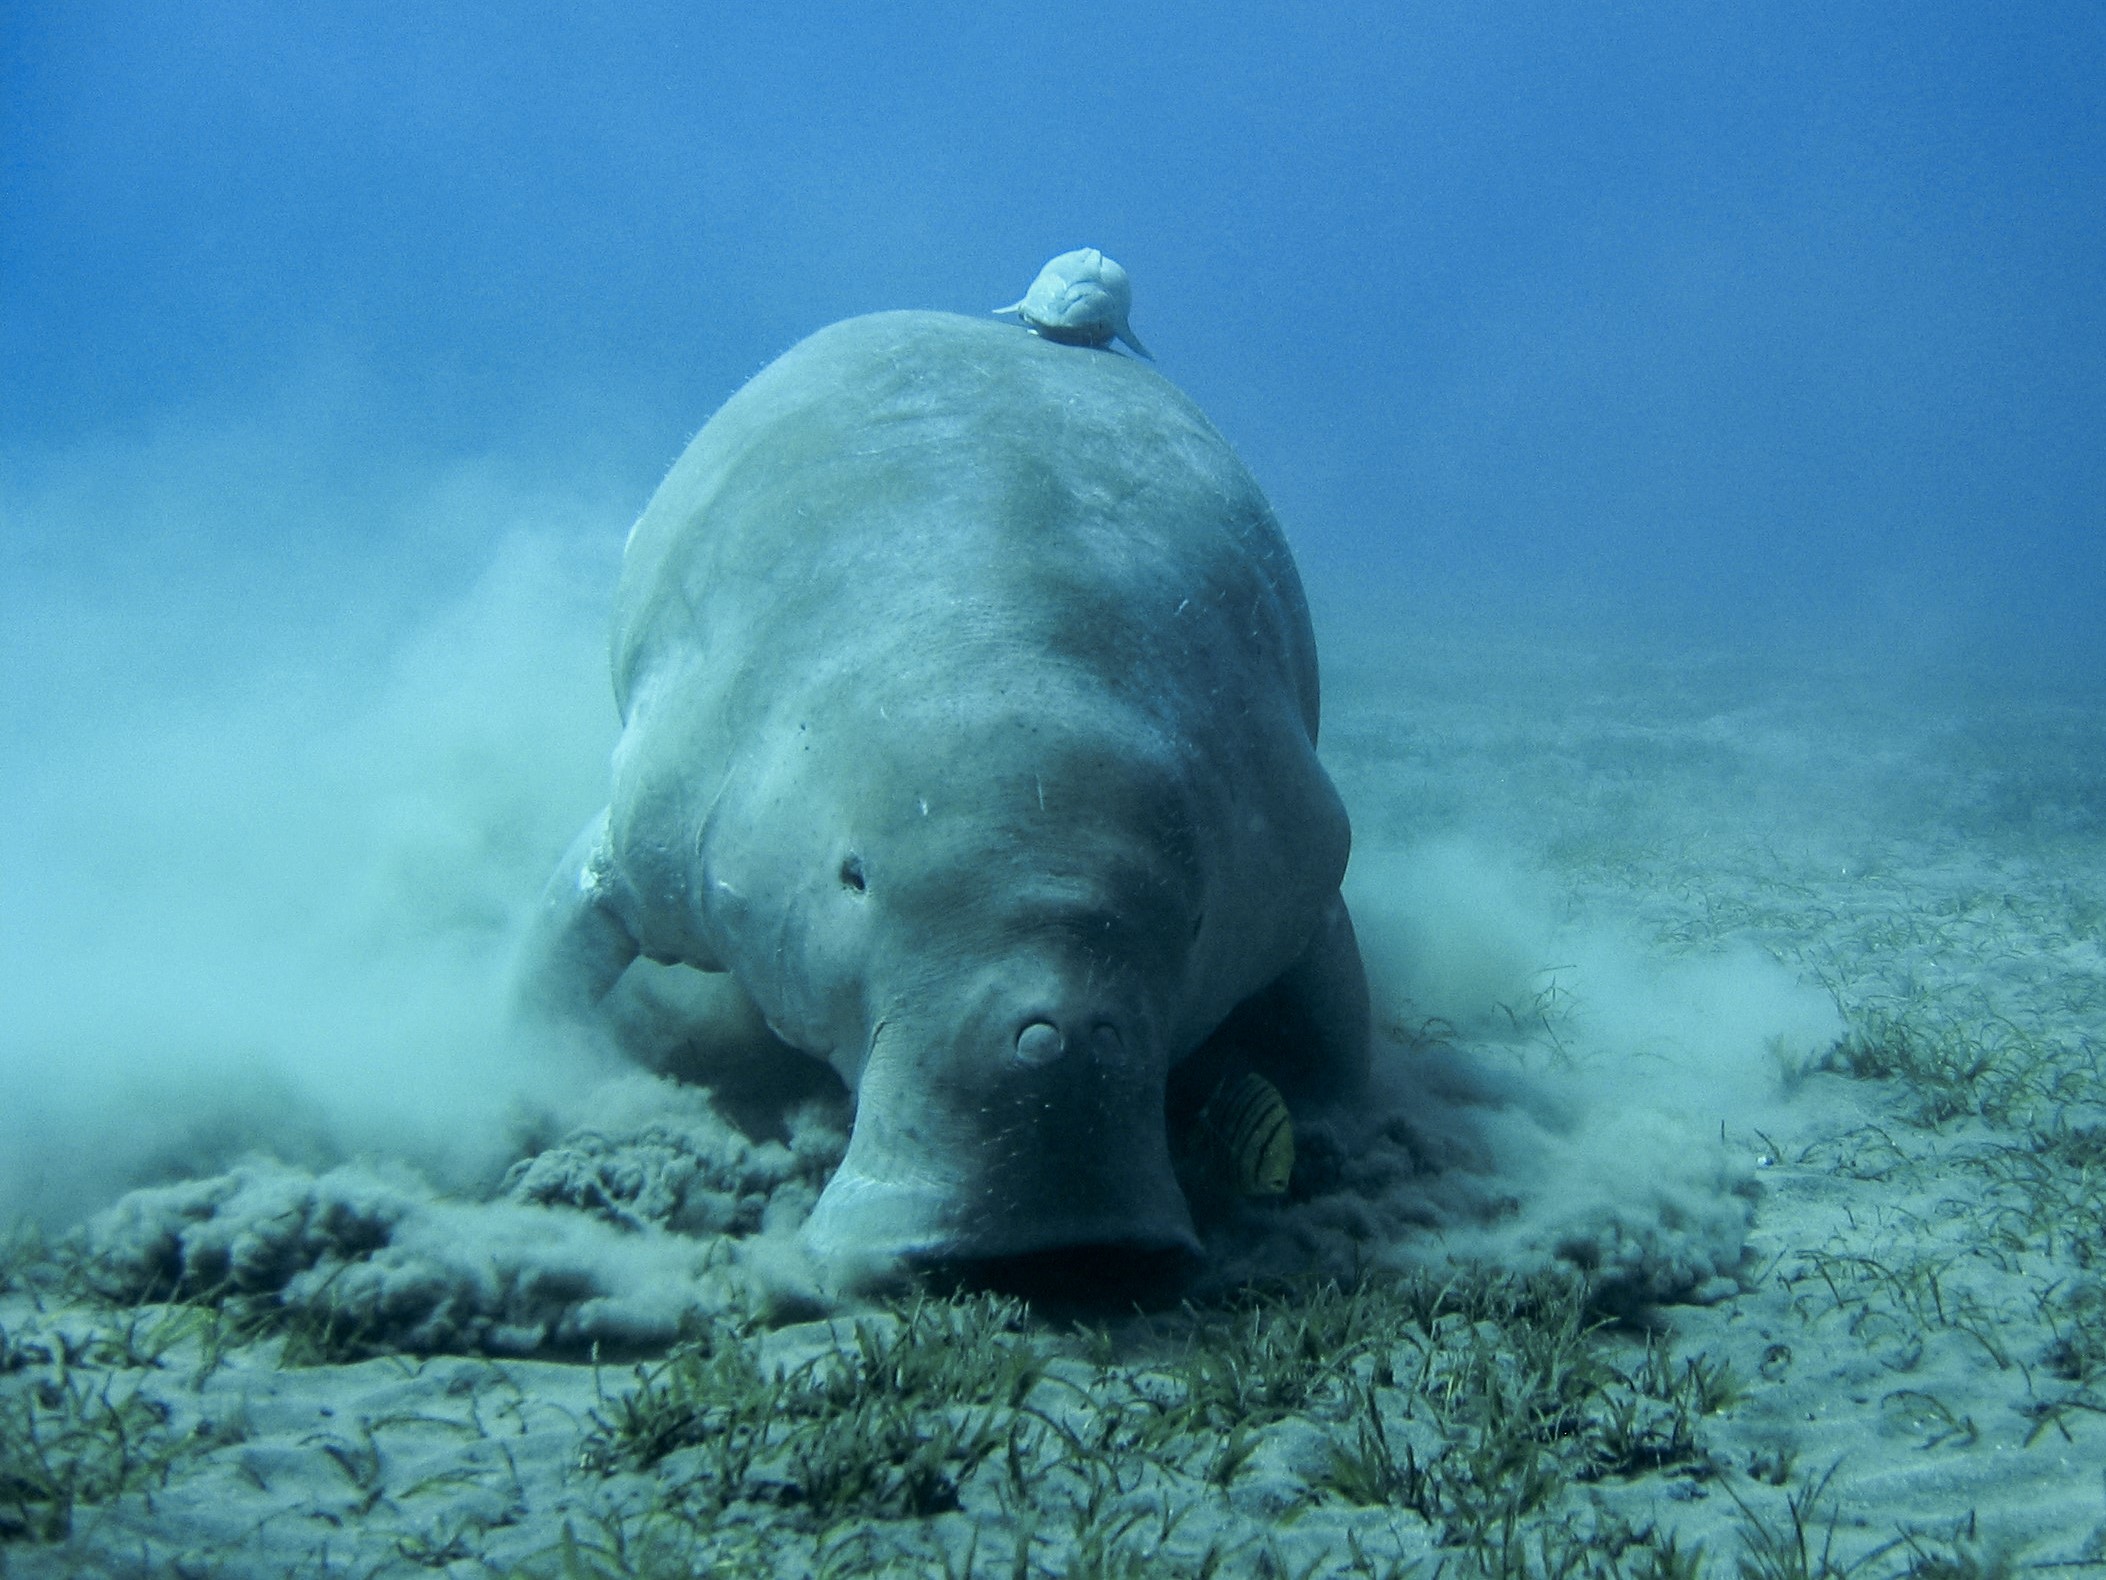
top-left (839, 854), bottom-right (868, 894)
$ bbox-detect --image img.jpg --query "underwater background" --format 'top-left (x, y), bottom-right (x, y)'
top-left (3, 4), bottom-right (2104, 1574)
top-left (8, 3), bottom-right (2101, 665)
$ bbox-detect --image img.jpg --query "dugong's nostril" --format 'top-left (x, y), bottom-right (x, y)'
top-left (1090, 1024), bottom-right (1122, 1058)
top-left (1015, 1020), bottom-right (1064, 1066)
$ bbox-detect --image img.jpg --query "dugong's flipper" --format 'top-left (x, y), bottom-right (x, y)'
top-left (1274, 892), bottom-right (1373, 1102)
top-left (995, 247), bottom-right (1152, 358)
top-left (1174, 890), bottom-right (1371, 1116)
top-left (513, 809), bottom-right (642, 1028)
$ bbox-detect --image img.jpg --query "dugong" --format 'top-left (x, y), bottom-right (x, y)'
top-left (521, 309), bottom-right (1367, 1290)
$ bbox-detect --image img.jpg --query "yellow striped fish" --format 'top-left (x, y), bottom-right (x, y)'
top-left (1201, 1072), bottom-right (1295, 1198)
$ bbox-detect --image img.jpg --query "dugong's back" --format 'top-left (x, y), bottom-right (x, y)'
top-left (613, 311), bottom-right (1323, 751)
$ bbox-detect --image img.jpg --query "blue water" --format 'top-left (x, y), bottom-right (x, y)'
top-left (6, 2), bottom-right (2100, 667)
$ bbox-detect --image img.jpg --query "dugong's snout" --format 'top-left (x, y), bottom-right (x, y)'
top-left (801, 1002), bottom-right (1201, 1298)
top-left (801, 1161), bottom-right (1202, 1302)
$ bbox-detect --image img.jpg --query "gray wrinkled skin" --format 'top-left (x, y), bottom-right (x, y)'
top-left (521, 310), bottom-right (1366, 1286)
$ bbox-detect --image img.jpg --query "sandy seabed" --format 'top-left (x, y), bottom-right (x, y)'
top-left (4, 620), bottom-right (2103, 1578)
